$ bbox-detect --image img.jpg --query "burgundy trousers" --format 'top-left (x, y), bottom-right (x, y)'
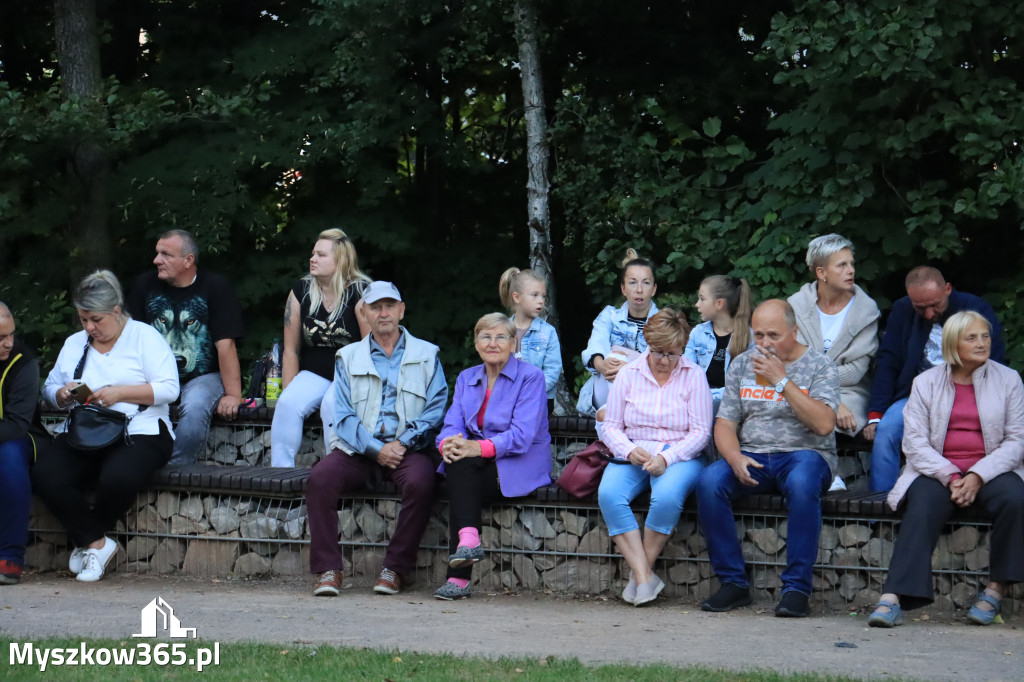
top-left (307, 448), bottom-right (436, 578)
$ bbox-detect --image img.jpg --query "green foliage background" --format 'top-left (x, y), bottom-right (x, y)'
top-left (2, 0), bottom-right (1023, 385)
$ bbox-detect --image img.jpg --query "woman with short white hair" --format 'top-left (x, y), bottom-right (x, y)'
top-left (789, 234), bottom-right (879, 437)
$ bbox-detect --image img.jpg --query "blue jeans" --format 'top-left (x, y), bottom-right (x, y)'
top-left (0, 438), bottom-right (33, 566)
top-left (696, 450), bottom-right (831, 596)
top-left (170, 372), bottom-right (224, 465)
top-left (598, 457), bottom-right (706, 536)
top-left (868, 398), bottom-right (907, 492)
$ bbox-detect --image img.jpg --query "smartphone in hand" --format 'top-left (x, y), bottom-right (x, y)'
top-left (69, 383), bottom-right (93, 404)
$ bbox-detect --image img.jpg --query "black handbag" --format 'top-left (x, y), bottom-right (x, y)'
top-left (67, 403), bottom-right (132, 450)
top-left (65, 340), bottom-right (144, 450)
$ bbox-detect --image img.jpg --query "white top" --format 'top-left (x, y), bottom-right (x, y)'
top-left (923, 323), bottom-right (944, 367)
top-left (817, 296), bottom-right (854, 352)
top-left (44, 319), bottom-right (180, 436)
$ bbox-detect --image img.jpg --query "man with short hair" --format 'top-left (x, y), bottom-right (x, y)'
top-left (0, 303), bottom-right (45, 585)
top-left (696, 299), bottom-right (839, 618)
top-left (864, 266), bottom-right (1004, 491)
top-left (306, 281), bottom-right (447, 597)
top-left (127, 229), bottom-right (246, 465)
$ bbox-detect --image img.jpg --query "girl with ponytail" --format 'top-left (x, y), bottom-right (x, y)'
top-left (498, 267), bottom-right (562, 402)
top-left (684, 275), bottom-right (754, 412)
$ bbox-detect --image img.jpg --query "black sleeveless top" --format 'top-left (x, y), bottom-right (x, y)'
top-left (292, 279), bottom-right (363, 380)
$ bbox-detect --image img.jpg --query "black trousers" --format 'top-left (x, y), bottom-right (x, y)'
top-left (31, 424), bottom-right (173, 547)
top-left (882, 472), bottom-right (1024, 610)
top-left (445, 457), bottom-right (503, 580)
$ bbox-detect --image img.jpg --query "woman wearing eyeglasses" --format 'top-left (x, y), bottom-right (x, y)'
top-left (433, 313), bottom-right (552, 601)
top-left (598, 309), bottom-right (713, 606)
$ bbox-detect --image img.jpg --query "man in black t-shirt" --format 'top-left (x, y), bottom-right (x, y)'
top-left (127, 230), bottom-right (245, 465)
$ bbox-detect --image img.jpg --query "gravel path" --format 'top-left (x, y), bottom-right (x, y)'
top-left (1, 572), bottom-right (1022, 681)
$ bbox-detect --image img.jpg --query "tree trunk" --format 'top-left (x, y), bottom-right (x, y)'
top-left (515, 0), bottom-right (573, 415)
top-left (54, 0), bottom-right (112, 275)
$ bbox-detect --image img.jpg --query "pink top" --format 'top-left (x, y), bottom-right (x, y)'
top-left (602, 351), bottom-right (713, 466)
top-left (942, 383), bottom-right (985, 473)
top-left (439, 388), bottom-right (496, 458)
top-left (477, 388), bottom-right (495, 458)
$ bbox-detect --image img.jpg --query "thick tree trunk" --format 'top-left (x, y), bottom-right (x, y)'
top-left (515, 0), bottom-right (573, 415)
top-left (54, 0), bottom-right (112, 274)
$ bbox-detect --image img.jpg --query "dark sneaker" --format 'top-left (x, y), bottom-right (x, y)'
top-left (373, 568), bottom-right (401, 595)
top-left (701, 583), bottom-right (752, 612)
top-left (775, 591), bottom-right (810, 618)
top-left (0, 560), bottom-right (22, 585)
top-left (313, 570), bottom-right (343, 597)
top-left (447, 544), bottom-right (484, 568)
top-left (434, 581), bottom-right (472, 601)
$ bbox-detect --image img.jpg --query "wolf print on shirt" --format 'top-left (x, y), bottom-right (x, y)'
top-left (146, 294), bottom-right (213, 381)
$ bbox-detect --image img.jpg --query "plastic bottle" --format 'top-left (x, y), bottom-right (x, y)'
top-left (265, 339), bottom-right (283, 407)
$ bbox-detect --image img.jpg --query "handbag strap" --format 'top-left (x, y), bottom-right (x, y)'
top-left (71, 337), bottom-right (147, 415)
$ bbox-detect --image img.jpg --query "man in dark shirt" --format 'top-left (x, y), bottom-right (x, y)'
top-left (128, 230), bottom-right (245, 465)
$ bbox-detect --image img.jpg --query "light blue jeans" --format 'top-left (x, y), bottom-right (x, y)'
top-left (270, 371), bottom-right (331, 467)
top-left (598, 456), bottom-right (706, 536)
top-left (170, 372), bottom-right (224, 465)
top-left (869, 398), bottom-right (908, 492)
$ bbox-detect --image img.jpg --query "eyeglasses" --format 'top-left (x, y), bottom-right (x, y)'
top-left (477, 334), bottom-right (511, 344)
top-left (650, 350), bottom-right (681, 361)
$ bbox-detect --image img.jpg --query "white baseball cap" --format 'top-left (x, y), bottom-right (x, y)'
top-left (362, 281), bottom-right (402, 304)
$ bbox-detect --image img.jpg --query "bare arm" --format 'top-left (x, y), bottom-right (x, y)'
top-left (215, 338), bottom-right (243, 419)
top-left (282, 290), bottom-right (301, 388)
top-left (354, 299), bottom-right (370, 339)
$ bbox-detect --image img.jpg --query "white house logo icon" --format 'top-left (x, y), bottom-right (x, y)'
top-left (132, 597), bottom-right (197, 639)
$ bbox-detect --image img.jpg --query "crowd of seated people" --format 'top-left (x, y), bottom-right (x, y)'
top-left (2, 230), bottom-right (1019, 626)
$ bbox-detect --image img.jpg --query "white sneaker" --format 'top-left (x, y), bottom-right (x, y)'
top-left (69, 547), bottom-right (87, 575)
top-left (829, 476), bottom-right (847, 492)
top-left (76, 538), bottom-right (119, 583)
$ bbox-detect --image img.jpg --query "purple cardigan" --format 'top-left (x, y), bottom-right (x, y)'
top-left (436, 355), bottom-right (552, 497)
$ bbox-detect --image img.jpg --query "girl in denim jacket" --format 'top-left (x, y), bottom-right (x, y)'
top-left (684, 275), bottom-right (753, 413)
top-left (499, 268), bottom-right (562, 403)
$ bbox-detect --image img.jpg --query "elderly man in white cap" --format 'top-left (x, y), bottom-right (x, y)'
top-left (305, 281), bottom-right (448, 597)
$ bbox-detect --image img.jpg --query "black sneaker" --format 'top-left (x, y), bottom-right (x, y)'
top-left (775, 591), bottom-right (810, 617)
top-left (701, 583), bottom-right (752, 612)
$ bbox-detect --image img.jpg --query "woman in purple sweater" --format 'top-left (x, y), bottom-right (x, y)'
top-left (434, 313), bottom-right (552, 600)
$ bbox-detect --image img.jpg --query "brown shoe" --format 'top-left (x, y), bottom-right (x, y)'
top-left (313, 569), bottom-right (342, 597)
top-left (373, 567), bottom-right (401, 595)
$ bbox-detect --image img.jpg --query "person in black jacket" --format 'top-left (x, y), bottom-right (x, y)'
top-left (0, 303), bottom-right (45, 585)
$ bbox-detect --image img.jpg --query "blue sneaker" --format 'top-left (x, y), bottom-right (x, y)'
top-left (967, 591), bottom-right (1000, 626)
top-left (868, 600), bottom-right (904, 628)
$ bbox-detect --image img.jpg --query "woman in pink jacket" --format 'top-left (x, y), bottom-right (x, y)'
top-left (868, 311), bottom-right (1024, 627)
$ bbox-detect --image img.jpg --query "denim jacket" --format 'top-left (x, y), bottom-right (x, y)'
top-left (576, 301), bottom-right (659, 416)
top-left (514, 316), bottom-right (562, 399)
top-left (683, 320), bottom-right (753, 411)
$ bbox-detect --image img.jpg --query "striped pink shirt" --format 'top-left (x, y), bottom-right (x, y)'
top-left (602, 351), bottom-right (713, 466)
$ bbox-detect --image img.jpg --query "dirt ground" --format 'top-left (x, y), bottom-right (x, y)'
top-left (1, 572), bottom-right (1022, 681)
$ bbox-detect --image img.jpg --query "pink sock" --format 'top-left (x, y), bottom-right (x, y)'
top-left (448, 577), bottom-right (470, 589)
top-left (457, 527), bottom-right (480, 548)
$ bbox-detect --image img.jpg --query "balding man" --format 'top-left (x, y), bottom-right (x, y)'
top-left (128, 229), bottom-right (246, 465)
top-left (864, 267), bottom-right (1003, 491)
top-left (0, 303), bottom-right (45, 585)
top-left (696, 300), bottom-right (839, 618)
